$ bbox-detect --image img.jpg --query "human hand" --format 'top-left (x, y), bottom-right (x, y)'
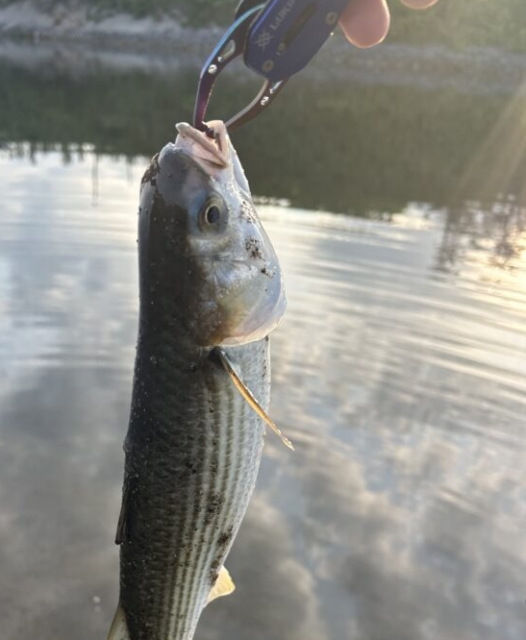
top-left (339, 0), bottom-right (440, 48)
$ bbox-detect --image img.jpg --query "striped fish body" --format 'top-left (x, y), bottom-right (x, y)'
top-left (109, 121), bottom-right (286, 640)
top-left (119, 335), bottom-right (268, 640)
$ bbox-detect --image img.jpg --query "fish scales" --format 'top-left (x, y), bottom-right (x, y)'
top-left (109, 121), bottom-right (285, 640)
top-left (121, 339), bottom-right (268, 640)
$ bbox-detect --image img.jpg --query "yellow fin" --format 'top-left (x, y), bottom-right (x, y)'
top-left (207, 566), bottom-right (235, 605)
top-left (214, 347), bottom-right (294, 451)
top-left (107, 604), bottom-right (130, 640)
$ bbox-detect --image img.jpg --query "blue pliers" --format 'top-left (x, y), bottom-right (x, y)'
top-left (193, 0), bottom-right (350, 133)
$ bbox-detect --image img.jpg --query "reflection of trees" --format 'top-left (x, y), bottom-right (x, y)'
top-left (436, 199), bottom-right (526, 274)
top-left (0, 55), bottom-right (512, 216)
top-left (437, 79), bottom-right (526, 273)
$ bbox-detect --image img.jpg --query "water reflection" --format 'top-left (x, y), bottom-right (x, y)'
top-left (438, 199), bottom-right (526, 275)
top-left (1, 148), bottom-right (526, 640)
top-left (4, 42), bottom-right (526, 214)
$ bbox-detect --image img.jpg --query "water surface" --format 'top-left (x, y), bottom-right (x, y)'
top-left (1, 44), bottom-right (526, 640)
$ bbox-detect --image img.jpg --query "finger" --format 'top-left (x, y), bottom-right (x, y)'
top-left (338, 0), bottom-right (390, 48)
top-left (400, 0), bottom-right (440, 8)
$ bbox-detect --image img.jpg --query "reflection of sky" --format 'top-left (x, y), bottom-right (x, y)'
top-left (1, 151), bottom-right (526, 640)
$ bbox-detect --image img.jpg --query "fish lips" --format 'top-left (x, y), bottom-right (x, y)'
top-left (174, 121), bottom-right (251, 196)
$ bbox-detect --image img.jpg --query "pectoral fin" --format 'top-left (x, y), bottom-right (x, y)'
top-left (207, 566), bottom-right (235, 605)
top-left (107, 604), bottom-right (130, 640)
top-left (214, 347), bottom-right (294, 450)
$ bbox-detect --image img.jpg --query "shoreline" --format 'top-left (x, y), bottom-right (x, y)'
top-left (0, 2), bottom-right (222, 49)
top-left (2, 4), bottom-right (526, 96)
top-left (2, 39), bottom-right (526, 98)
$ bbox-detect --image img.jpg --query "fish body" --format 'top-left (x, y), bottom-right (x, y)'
top-left (109, 122), bottom-right (286, 640)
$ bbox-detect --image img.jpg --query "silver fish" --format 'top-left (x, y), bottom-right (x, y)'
top-left (108, 121), bottom-right (288, 640)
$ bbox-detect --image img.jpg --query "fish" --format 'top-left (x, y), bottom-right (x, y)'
top-left (108, 120), bottom-right (288, 640)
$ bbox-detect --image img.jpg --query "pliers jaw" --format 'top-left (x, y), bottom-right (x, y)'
top-left (226, 78), bottom-right (286, 132)
top-left (194, 0), bottom-right (349, 134)
top-left (193, 4), bottom-right (287, 134)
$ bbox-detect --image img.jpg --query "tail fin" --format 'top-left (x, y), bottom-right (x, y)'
top-left (107, 605), bottom-right (130, 640)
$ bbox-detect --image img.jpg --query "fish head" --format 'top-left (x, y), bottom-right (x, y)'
top-left (138, 121), bottom-right (286, 347)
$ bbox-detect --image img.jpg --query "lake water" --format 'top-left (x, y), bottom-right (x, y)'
top-left (1, 41), bottom-right (526, 640)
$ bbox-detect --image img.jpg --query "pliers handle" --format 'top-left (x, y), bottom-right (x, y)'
top-left (193, 0), bottom-right (350, 133)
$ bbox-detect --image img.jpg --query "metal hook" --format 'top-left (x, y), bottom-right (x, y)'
top-left (193, 5), bottom-right (264, 132)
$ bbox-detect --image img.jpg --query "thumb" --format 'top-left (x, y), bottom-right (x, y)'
top-left (339, 0), bottom-right (390, 48)
top-left (400, 0), bottom-right (440, 8)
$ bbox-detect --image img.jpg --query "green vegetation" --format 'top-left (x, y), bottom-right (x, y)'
top-left (1, 58), bottom-right (518, 215)
top-left (0, 0), bottom-right (233, 24)
top-left (1, 1), bottom-right (526, 50)
top-left (83, 0), bottom-right (232, 23)
top-left (388, 0), bottom-right (526, 52)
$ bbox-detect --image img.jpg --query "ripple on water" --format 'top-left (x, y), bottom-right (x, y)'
top-left (1, 150), bottom-right (526, 640)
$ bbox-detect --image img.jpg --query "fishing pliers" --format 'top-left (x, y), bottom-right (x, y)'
top-left (193, 0), bottom-right (351, 133)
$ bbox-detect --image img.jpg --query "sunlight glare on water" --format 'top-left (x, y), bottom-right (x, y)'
top-left (1, 147), bottom-right (526, 640)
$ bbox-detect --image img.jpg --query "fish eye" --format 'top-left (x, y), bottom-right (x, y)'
top-left (205, 205), bottom-right (221, 225)
top-left (198, 197), bottom-right (228, 232)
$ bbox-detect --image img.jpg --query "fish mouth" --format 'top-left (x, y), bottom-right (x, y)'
top-left (174, 121), bottom-right (251, 195)
top-left (175, 121), bottom-right (230, 173)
